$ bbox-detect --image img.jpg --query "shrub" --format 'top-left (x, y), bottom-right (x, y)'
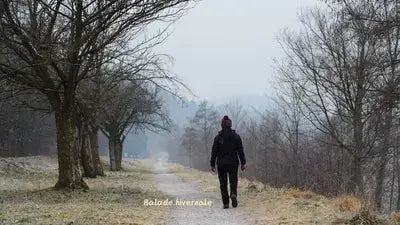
top-left (334, 195), bottom-right (362, 212)
top-left (347, 209), bottom-right (383, 225)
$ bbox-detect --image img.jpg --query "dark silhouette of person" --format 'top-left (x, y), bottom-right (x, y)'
top-left (210, 115), bottom-right (246, 209)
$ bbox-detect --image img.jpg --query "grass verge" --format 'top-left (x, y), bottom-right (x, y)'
top-left (0, 156), bottom-right (169, 225)
top-left (167, 163), bottom-right (377, 225)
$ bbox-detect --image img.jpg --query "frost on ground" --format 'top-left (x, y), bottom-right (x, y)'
top-left (0, 156), bottom-right (169, 225)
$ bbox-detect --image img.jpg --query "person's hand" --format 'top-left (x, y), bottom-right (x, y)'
top-left (240, 164), bottom-right (247, 171)
top-left (211, 167), bottom-right (216, 172)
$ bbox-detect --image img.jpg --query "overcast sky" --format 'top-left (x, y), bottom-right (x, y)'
top-left (156, 0), bottom-right (318, 101)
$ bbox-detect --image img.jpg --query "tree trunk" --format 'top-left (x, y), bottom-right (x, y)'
top-left (390, 155), bottom-right (395, 211)
top-left (80, 123), bottom-right (96, 178)
top-left (374, 108), bottom-right (393, 210)
top-left (348, 104), bottom-right (365, 195)
top-left (108, 134), bottom-right (123, 171)
top-left (348, 155), bottom-right (363, 195)
top-left (397, 147), bottom-right (400, 211)
top-left (54, 109), bottom-right (88, 189)
top-left (90, 128), bottom-right (104, 176)
top-left (395, 133), bottom-right (400, 211)
top-left (109, 137), bottom-right (117, 171)
top-left (116, 140), bottom-right (123, 171)
top-left (188, 148), bottom-right (192, 168)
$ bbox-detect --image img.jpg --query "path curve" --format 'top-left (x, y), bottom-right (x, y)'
top-left (153, 161), bottom-right (249, 225)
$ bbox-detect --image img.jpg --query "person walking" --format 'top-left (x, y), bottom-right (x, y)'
top-left (210, 115), bottom-right (246, 209)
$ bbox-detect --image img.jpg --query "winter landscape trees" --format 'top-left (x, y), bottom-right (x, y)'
top-left (3, 0), bottom-right (400, 216)
top-left (0, 0), bottom-right (191, 189)
top-left (173, 0), bottom-right (400, 213)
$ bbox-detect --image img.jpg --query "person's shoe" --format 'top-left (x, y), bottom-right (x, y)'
top-left (231, 194), bottom-right (238, 208)
top-left (223, 204), bottom-right (229, 209)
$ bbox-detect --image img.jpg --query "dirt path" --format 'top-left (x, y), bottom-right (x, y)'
top-left (153, 161), bottom-right (249, 225)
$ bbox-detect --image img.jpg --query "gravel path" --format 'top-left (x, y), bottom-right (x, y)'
top-left (154, 161), bottom-right (249, 225)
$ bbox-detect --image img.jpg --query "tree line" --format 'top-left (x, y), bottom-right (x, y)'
top-left (172, 0), bottom-right (400, 213)
top-left (0, 0), bottom-right (193, 189)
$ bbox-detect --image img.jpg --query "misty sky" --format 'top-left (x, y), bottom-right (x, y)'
top-left (157, 0), bottom-right (318, 101)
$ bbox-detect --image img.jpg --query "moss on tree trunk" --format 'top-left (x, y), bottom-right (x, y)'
top-left (54, 109), bottom-right (88, 189)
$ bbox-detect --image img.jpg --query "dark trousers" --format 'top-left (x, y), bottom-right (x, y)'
top-left (217, 164), bottom-right (238, 204)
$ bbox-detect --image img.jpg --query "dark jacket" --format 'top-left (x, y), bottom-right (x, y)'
top-left (210, 128), bottom-right (246, 168)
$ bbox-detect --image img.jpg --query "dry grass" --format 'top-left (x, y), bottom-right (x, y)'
top-left (0, 156), bottom-right (169, 225)
top-left (167, 163), bottom-right (266, 193)
top-left (163, 163), bottom-right (395, 224)
top-left (390, 212), bottom-right (400, 225)
top-left (346, 209), bottom-right (383, 225)
top-left (334, 195), bottom-right (362, 212)
top-left (286, 188), bottom-right (314, 199)
top-left (167, 163), bottom-right (220, 192)
top-left (167, 163), bottom-right (354, 224)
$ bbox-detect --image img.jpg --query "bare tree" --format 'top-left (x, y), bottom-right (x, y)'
top-left (181, 126), bottom-right (196, 167)
top-left (323, 0), bottom-right (400, 210)
top-left (276, 5), bottom-right (381, 194)
top-left (220, 100), bottom-right (247, 130)
top-left (100, 83), bottom-right (171, 171)
top-left (0, 94), bottom-right (56, 157)
top-left (0, 0), bottom-right (191, 189)
top-left (181, 101), bottom-right (219, 171)
top-left (272, 88), bottom-right (307, 187)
